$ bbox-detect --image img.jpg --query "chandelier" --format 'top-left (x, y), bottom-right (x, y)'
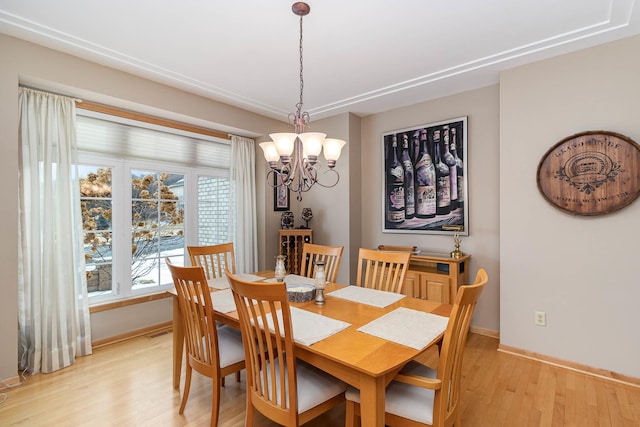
top-left (259, 2), bottom-right (346, 202)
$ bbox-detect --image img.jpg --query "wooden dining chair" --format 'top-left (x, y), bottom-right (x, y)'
top-left (188, 242), bottom-right (236, 280)
top-left (226, 271), bottom-right (347, 427)
top-left (345, 268), bottom-right (489, 427)
top-left (188, 242), bottom-right (242, 385)
top-left (299, 243), bottom-right (344, 283)
top-left (355, 248), bottom-right (411, 293)
top-left (166, 260), bottom-right (245, 427)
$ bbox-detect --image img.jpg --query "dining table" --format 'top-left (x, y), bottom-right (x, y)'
top-left (167, 271), bottom-right (452, 427)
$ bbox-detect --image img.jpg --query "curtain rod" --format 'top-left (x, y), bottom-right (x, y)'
top-left (19, 85), bottom-right (83, 103)
top-left (228, 132), bottom-right (256, 140)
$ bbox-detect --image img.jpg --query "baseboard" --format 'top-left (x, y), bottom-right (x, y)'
top-left (91, 321), bottom-right (173, 349)
top-left (470, 326), bottom-right (499, 339)
top-left (498, 343), bottom-right (640, 389)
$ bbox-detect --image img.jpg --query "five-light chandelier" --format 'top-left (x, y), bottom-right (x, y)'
top-left (259, 2), bottom-right (346, 202)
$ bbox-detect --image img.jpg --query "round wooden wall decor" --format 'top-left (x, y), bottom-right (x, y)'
top-left (537, 130), bottom-right (640, 216)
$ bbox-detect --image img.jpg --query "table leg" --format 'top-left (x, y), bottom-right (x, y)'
top-left (358, 374), bottom-right (385, 427)
top-left (172, 296), bottom-right (184, 390)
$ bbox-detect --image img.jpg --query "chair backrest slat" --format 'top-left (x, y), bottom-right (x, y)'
top-left (299, 243), bottom-right (344, 283)
top-left (188, 243), bottom-right (236, 280)
top-left (355, 248), bottom-right (411, 293)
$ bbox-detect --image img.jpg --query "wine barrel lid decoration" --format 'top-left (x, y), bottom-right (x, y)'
top-left (537, 131), bottom-right (640, 216)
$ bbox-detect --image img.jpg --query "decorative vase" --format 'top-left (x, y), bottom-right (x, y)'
top-left (301, 207), bottom-right (313, 228)
top-left (280, 211), bottom-right (294, 229)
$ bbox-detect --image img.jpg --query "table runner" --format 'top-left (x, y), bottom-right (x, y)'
top-left (357, 307), bottom-right (448, 350)
top-left (327, 285), bottom-right (406, 308)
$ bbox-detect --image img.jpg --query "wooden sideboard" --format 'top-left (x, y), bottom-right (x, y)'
top-left (279, 229), bottom-right (312, 275)
top-left (402, 252), bottom-right (471, 304)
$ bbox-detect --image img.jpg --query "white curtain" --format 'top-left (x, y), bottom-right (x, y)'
top-left (230, 135), bottom-right (258, 273)
top-left (18, 87), bottom-right (92, 374)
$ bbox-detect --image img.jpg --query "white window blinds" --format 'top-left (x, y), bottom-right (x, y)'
top-left (76, 111), bottom-right (231, 169)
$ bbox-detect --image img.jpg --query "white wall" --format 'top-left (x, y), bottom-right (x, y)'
top-left (360, 85), bottom-right (501, 333)
top-left (500, 35), bottom-right (640, 378)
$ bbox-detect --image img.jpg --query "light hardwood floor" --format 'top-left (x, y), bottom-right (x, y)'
top-left (1, 332), bottom-right (639, 426)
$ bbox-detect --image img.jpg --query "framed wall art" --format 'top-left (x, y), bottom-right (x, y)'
top-left (537, 130), bottom-right (640, 216)
top-left (273, 171), bottom-right (290, 211)
top-left (382, 116), bottom-right (469, 235)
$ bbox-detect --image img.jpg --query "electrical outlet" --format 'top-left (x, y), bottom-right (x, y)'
top-left (535, 311), bottom-right (546, 326)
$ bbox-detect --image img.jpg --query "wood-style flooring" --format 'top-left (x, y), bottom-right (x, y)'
top-left (1, 331), bottom-right (638, 426)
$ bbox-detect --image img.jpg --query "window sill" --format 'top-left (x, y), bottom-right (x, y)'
top-left (89, 291), bottom-right (172, 314)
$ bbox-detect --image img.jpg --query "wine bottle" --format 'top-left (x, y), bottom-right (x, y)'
top-left (400, 134), bottom-right (415, 219)
top-left (414, 128), bottom-right (436, 218)
top-left (386, 135), bottom-right (404, 224)
top-left (433, 129), bottom-right (451, 215)
top-left (411, 131), bottom-right (420, 165)
top-left (451, 125), bottom-right (464, 210)
top-left (442, 126), bottom-right (458, 211)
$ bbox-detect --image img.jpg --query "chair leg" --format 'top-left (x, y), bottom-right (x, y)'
top-left (179, 365), bottom-right (193, 414)
top-left (236, 370), bottom-right (241, 382)
top-left (345, 400), bottom-right (358, 427)
top-left (210, 377), bottom-right (221, 427)
top-left (245, 399), bottom-right (254, 427)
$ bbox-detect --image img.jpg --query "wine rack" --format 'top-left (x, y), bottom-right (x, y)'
top-left (278, 229), bottom-right (312, 275)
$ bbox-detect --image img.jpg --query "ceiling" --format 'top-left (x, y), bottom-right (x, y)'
top-left (1, 0), bottom-right (639, 122)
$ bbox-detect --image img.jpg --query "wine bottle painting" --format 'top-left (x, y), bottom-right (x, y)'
top-left (383, 116), bottom-right (468, 235)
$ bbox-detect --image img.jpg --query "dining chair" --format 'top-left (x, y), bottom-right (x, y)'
top-left (226, 271), bottom-right (347, 427)
top-left (299, 243), bottom-right (344, 283)
top-left (188, 242), bottom-right (236, 280)
top-left (355, 248), bottom-right (412, 293)
top-left (188, 242), bottom-right (241, 385)
top-left (344, 268), bottom-right (489, 427)
top-left (166, 259), bottom-right (245, 427)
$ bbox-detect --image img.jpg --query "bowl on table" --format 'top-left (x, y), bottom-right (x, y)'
top-left (286, 284), bottom-right (316, 302)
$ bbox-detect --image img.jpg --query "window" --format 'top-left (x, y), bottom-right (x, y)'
top-left (77, 109), bottom-right (232, 302)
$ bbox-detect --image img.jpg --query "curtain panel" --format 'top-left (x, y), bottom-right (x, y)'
top-left (18, 87), bottom-right (92, 374)
top-left (230, 135), bottom-right (258, 273)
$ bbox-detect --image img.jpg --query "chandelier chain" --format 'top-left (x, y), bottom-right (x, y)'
top-left (297, 13), bottom-right (304, 117)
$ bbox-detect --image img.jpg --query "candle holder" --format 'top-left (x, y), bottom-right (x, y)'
top-left (314, 260), bottom-right (326, 306)
top-left (274, 255), bottom-right (287, 281)
top-left (443, 225), bottom-right (465, 259)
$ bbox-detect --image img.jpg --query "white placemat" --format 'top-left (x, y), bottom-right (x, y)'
top-left (262, 307), bottom-right (351, 346)
top-left (357, 307), bottom-right (448, 350)
top-left (208, 273), bottom-right (265, 289)
top-left (264, 274), bottom-right (316, 286)
top-left (327, 285), bottom-right (406, 308)
top-left (210, 289), bottom-right (237, 313)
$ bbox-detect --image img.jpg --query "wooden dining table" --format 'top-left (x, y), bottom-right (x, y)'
top-left (168, 271), bottom-right (452, 427)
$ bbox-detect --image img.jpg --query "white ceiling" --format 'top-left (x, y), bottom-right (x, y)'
top-left (1, 0), bottom-right (639, 122)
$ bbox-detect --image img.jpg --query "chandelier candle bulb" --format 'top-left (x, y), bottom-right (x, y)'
top-left (322, 138), bottom-right (347, 167)
top-left (270, 133), bottom-right (297, 160)
top-left (259, 141), bottom-right (280, 167)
